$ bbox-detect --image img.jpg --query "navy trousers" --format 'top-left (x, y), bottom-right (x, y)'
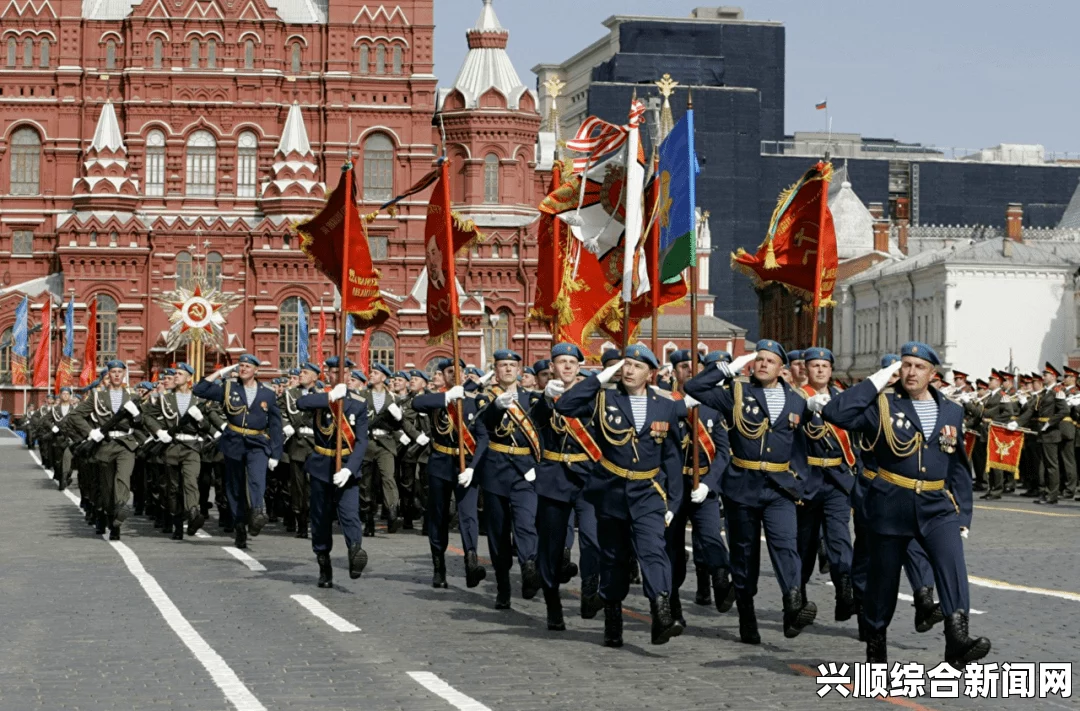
top-left (797, 484), bottom-right (853, 589)
top-left (596, 510), bottom-right (671, 603)
top-left (853, 514), bottom-right (937, 600)
top-left (309, 476), bottom-right (362, 554)
top-left (427, 475), bottom-right (479, 553)
top-left (863, 521), bottom-right (971, 632)
top-left (723, 489), bottom-right (800, 601)
top-left (484, 479), bottom-right (538, 572)
top-left (223, 448), bottom-right (268, 526)
top-left (538, 491), bottom-right (600, 589)
top-left (667, 489), bottom-right (730, 594)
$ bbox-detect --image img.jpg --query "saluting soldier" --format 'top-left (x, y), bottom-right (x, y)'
top-left (400, 369), bottom-right (433, 531)
top-left (684, 341), bottom-right (816, 645)
top-left (818, 342), bottom-right (989, 667)
top-left (1014, 363), bottom-right (1067, 504)
top-left (193, 354), bottom-right (284, 549)
top-left (552, 344), bottom-right (684, 647)
top-left (361, 361), bottom-right (406, 534)
top-left (282, 363), bottom-right (321, 538)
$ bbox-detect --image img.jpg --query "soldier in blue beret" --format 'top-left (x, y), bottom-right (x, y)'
top-left (193, 355), bottom-right (284, 550)
top-left (684, 340), bottom-right (817, 644)
top-left (324, 356), bottom-right (356, 370)
top-left (279, 362), bottom-right (322, 538)
top-left (477, 348), bottom-right (542, 609)
top-left (533, 359), bottom-right (553, 390)
top-left (788, 349), bottom-right (807, 388)
top-left (399, 369), bottom-right (434, 530)
top-left (818, 341), bottom-right (989, 666)
top-left (553, 343), bottom-right (685, 646)
top-left (360, 362), bottom-right (406, 535)
top-left (521, 366), bottom-right (537, 391)
top-left (348, 370), bottom-right (367, 391)
top-left (703, 350), bottom-right (732, 366)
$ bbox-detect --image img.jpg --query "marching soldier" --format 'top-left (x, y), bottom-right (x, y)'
top-left (44, 387), bottom-right (76, 490)
top-left (193, 354), bottom-right (284, 549)
top-left (552, 344), bottom-right (684, 647)
top-left (361, 361), bottom-right (406, 534)
top-left (533, 359), bottom-right (553, 391)
top-left (282, 363), bottom-right (321, 538)
top-left (521, 366), bottom-right (537, 391)
top-left (818, 342), bottom-right (990, 667)
top-left (787, 349), bottom-right (807, 389)
top-left (269, 376), bottom-right (292, 527)
top-left (1015, 363), bottom-right (1066, 505)
top-left (400, 369), bottom-right (433, 531)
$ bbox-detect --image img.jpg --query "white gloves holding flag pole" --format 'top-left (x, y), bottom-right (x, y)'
top-left (690, 483), bottom-right (709, 504)
top-left (444, 385), bottom-right (465, 406)
top-left (333, 468), bottom-right (352, 488)
top-left (458, 468), bottom-right (474, 487)
top-left (495, 389), bottom-right (516, 410)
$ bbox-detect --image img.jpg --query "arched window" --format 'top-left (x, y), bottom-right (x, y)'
top-left (483, 153), bottom-right (499, 204)
top-left (190, 38), bottom-right (200, 67)
top-left (10, 127), bottom-right (41, 196)
top-left (0, 327), bottom-right (12, 384)
top-left (392, 45), bottom-right (402, 74)
top-left (144, 129), bottom-right (165, 196)
top-left (290, 43), bottom-right (301, 74)
top-left (375, 44), bottom-right (385, 75)
top-left (175, 251), bottom-right (193, 289)
top-left (483, 308), bottom-right (511, 362)
top-left (206, 252), bottom-right (223, 289)
top-left (96, 294), bottom-right (118, 365)
top-left (236, 131), bottom-right (258, 198)
top-left (243, 39), bottom-right (254, 69)
top-left (278, 296), bottom-right (310, 370)
top-left (369, 331), bottom-right (395, 371)
top-left (39, 38), bottom-right (48, 67)
top-left (5, 37), bottom-right (14, 67)
top-left (185, 130), bottom-right (216, 196)
top-left (362, 133), bottom-right (393, 201)
top-left (491, 243), bottom-right (500, 259)
top-left (152, 37), bottom-right (162, 68)
top-left (358, 44), bottom-right (368, 74)
top-left (105, 39), bottom-right (116, 69)
top-left (424, 356), bottom-right (444, 376)
top-left (23, 37), bottom-right (32, 67)
top-left (206, 38), bottom-right (216, 68)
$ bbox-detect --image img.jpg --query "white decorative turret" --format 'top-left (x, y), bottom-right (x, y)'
top-left (72, 100), bottom-right (139, 209)
top-left (260, 101), bottom-right (326, 214)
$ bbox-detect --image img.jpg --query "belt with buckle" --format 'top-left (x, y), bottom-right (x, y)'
top-left (731, 456), bottom-right (791, 473)
top-left (807, 456), bottom-right (843, 467)
top-left (599, 458), bottom-right (659, 480)
top-left (108, 430), bottom-right (132, 438)
top-left (314, 444), bottom-right (352, 457)
top-left (543, 450), bottom-right (590, 464)
top-left (433, 443), bottom-right (460, 456)
top-left (863, 469), bottom-right (878, 480)
top-left (490, 442), bottom-right (532, 456)
top-left (228, 424), bottom-right (268, 437)
top-left (175, 433), bottom-right (200, 442)
top-left (298, 427), bottom-right (314, 436)
top-left (372, 429), bottom-right (389, 437)
top-left (877, 467), bottom-right (945, 494)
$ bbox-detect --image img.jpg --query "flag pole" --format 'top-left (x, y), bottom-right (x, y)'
top-left (334, 162), bottom-right (353, 474)
top-left (811, 157), bottom-right (829, 347)
top-left (688, 92), bottom-right (701, 491)
top-left (440, 158), bottom-right (468, 476)
top-left (649, 152), bottom-right (660, 357)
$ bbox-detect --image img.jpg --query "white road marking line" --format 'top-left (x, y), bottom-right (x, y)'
top-left (968, 576), bottom-right (1080, 603)
top-left (222, 547), bottom-right (266, 572)
top-left (407, 671), bottom-right (492, 711)
top-left (290, 594), bottom-right (361, 632)
top-left (195, 530), bottom-right (212, 539)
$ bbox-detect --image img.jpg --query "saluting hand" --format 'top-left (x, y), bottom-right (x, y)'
top-left (597, 359), bottom-right (625, 385)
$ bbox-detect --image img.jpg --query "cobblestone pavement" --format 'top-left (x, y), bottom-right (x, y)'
top-left (1, 434), bottom-right (1076, 710)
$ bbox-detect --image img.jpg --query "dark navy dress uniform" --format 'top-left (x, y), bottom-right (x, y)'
top-left (193, 358), bottom-right (283, 533)
top-left (295, 390), bottom-right (368, 555)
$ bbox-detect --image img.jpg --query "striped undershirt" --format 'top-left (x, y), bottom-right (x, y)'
top-left (244, 384), bottom-right (258, 406)
top-left (629, 395), bottom-right (648, 432)
top-left (762, 386), bottom-right (785, 424)
top-left (108, 388), bottom-right (124, 414)
top-left (175, 391), bottom-right (192, 415)
top-left (911, 399), bottom-right (939, 439)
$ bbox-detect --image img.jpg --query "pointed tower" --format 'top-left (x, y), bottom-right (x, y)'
top-left (260, 101), bottom-right (326, 215)
top-left (72, 101), bottom-right (139, 212)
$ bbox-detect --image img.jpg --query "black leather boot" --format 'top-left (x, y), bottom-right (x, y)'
top-left (817, 539), bottom-right (830, 575)
top-left (317, 553), bottom-right (333, 588)
top-left (521, 559), bottom-right (541, 600)
top-left (559, 547), bottom-right (578, 584)
top-left (161, 514), bottom-right (174, 535)
top-left (234, 523), bottom-right (247, 550)
top-left (95, 512), bottom-right (107, 535)
top-left (543, 587), bottom-right (565, 631)
top-left (628, 557), bottom-right (642, 585)
top-left (650, 592), bottom-right (683, 645)
top-left (866, 628), bottom-right (887, 664)
top-left (944, 611), bottom-right (991, 669)
top-left (712, 568), bottom-right (736, 613)
top-left (348, 542), bottom-right (368, 579)
top-left (431, 547), bottom-right (448, 588)
top-left (914, 586), bottom-right (944, 633)
top-left (108, 525), bottom-right (121, 541)
top-left (363, 510), bottom-right (375, 537)
top-left (249, 507), bottom-right (268, 537)
top-left (580, 574), bottom-right (603, 619)
top-left (670, 589), bottom-right (687, 627)
top-left (387, 504), bottom-right (401, 534)
top-left (736, 596), bottom-right (760, 644)
top-left (694, 563), bottom-right (712, 606)
top-left (603, 601), bottom-right (623, 647)
top-left (783, 588), bottom-right (816, 638)
top-left (186, 506), bottom-right (205, 536)
top-left (171, 513), bottom-right (185, 540)
top-left (495, 567), bottom-right (512, 610)
top-left (465, 549), bottom-right (487, 588)
top-left (295, 514), bottom-right (308, 539)
top-left (835, 574), bottom-right (856, 621)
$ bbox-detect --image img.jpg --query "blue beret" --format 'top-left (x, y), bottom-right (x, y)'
top-left (137, 381), bottom-right (154, 391)
top-left (371, 362), bottom-right (393, 378)
top-left (59, 386), bottom-right (72, 394)
top-left (533, 359), bottom-right (551, 373)
top-left (523, 366), bottom-right (536, 376)
top-left (160, 368), bottom-right (176, 376)
top-left (437, 358), bottom-right (466, 372)
top-left (288, 368), bottom-right (301, 376)
top-left (271, 377), bottom-right (281, 385)
top-left (668, 349), bottom-right (702, 366)
top-left (703, 350), bottom-right (732, 366)
top-left (880, 354), bottom-right (901, 368)
top-left (324, 356), bottom-right (356, 369)
top-left (409, 369), bottom-right (429, 382)
top-left (349, 369), bottom-right (367, 383)
top-left (105, 359), bottom-right (126, 370)
top-left (900, 341), bottom-right (940, 366)
top-left (624, 343), bottom-right (659, 369)
top-left (301, 362), bottom-right (321, 374)
top-left (802, 347), bottom-right (833, 364)
top-left (601, 349), bottom-right (622, 365)
top-left (788, 349), bottom-right (804, 362)
top-left (393, 370), bottom-right (410, 380)
top-left (755, 339), bottom-right (787, 365)
top-left (550, 342), bottom-right (584, 362)
top-left (465, 366), bottom-right (483, 377)
top-left (492, 349), bottom-right (522, 363)
top-left (99, 367), bottom-right (108, 376)
top-left (238, 354), bottom-right (260, 367)
top-left (175, 362), bottom-right (195, 376)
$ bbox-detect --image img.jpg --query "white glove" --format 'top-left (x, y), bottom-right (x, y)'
top-left (155, 430), bottom-right (173, 444)
top-left (868, 361), bottom-right (904, 392)
top-left (495, 390), bottom-right (516, 410)
top-left (806, 393), bottom-right (831, 414)
top-left (1056, 390), bottom-right (1066, 400)
top-left (597, 359), bottom-right (625, 385)
top-left (214, 431), bottom-right (222, 440)
top-left (690, 483), bottom-right (709, 504)
top-left (544, 379), bottom-right (565, 399)
top-left (219, 421), bottom-right (228, 432)
top-left (268, 458), bottom-right (279, 471)
top-left (328, 383), bottom-right (348, 402)
top-left (664, 510), bottom-right (674, 526)
top-left (682, 394), bottom-right (700, 409)
top-left (398, 432), bottom-right (411, 446)
top-left (444, 385), bottom-right (465, 405)
top-left (960, 527), bottom-right (969, 539)
top-left (726, 353), bottom-right (756, 377)
top-left (1018, 395), bottom-right (1028, 406)
top-left (213, 364), bottom-right (239, 380)
top-left (1041, 423), bottom-right (1050, 432)
top-left (478, 371), bottom-right (496, 386)
top-left (388, 402), bottom-right (403, 420)
top-left (187, 405), bottom-right (203, 422)
top-left (457, 467), bottom-right (474, 487)
top-left (282, 424), bottom-right (296, 438)
top-left (1068, 396), bottom-right (1080, 407)
top-left (123, 400), bottom-right (140, 417)
top-left (51, 425), bottom-right (60, 434)
top-left (1006, 421), bottom-right (1018, 431)
top-left (333, 468), bottom-right (351, 488)
top-left (89, 428), bottom-right (104, 442)
top-left (524, 468), bottom-right (536, 482)
top-left (416, 432), bottom-right (430, 447)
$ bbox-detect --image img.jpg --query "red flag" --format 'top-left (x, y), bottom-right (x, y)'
top-left (315, 310), bottom-right (326, 363)
top-left (529, 160), bottom-right (566, 331)
top-left (963, 431), bottom-right (977, 458)
top-left (296, 162), bottom-right (391, 329)
top-left (358, 327), bottom-right (372, 374)
top-left (31, 299), bottom-right (51, 388)
top-left (424, 159), bottom-right (483, 343)
top-left (986, 424), bottom-right (1024, 478)
top-left (732, 161), bottom-right (838, 305)
top-left (79, 299), bottom-right (98, 387)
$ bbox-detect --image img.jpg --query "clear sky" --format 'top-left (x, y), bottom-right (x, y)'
top-left (434, 0), bottom-right (1079, 157)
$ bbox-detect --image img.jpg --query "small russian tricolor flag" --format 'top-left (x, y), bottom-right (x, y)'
top-left (815, 100), bottom-right (827, 110)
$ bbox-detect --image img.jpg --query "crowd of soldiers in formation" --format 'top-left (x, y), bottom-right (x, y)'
top-left (25, 339), bottom-right (1069, 667)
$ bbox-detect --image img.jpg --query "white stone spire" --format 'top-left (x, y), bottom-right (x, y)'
top-left (475, 0), bottom-right (502, 31)
top-left (90, 100), bottom-right (125, 153)
top-left (440, 0), bottom-right (533, 111)
top-left (276, 101), bottom-right (312, 157)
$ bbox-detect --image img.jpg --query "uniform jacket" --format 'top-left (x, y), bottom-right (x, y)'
top-left (281, 386), bottom-right (318, 462)
top-left (801, 384), bottom-right (858, 498)
top-left (673, 397), bottom-right (728, 498)
top-left (192, 378), bottom-right (284, 461)
top-left (411, 390), bottom-right (490, 483)
top-left (531, 386), bottom-right (599, 503)
top-left (476, 387), bottom-right (541, 497)
top-left (295, 391), bottom-right (368, 482)
top-left (401, 391), bottom-right (432, 465)
top-left (68, 387), bottom-right (144, 456)
top-left (1016, 387), bottom-right (1065, 444)
top-left (363, 388), bottom-right (403, 457)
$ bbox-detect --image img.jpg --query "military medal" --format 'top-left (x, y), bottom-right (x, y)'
top-left (650, 421), bottom-right (669, 442)
top-left (939, 425), bottom-right (957, 453)
top-left (788, 412), bottom-right (800, 428)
